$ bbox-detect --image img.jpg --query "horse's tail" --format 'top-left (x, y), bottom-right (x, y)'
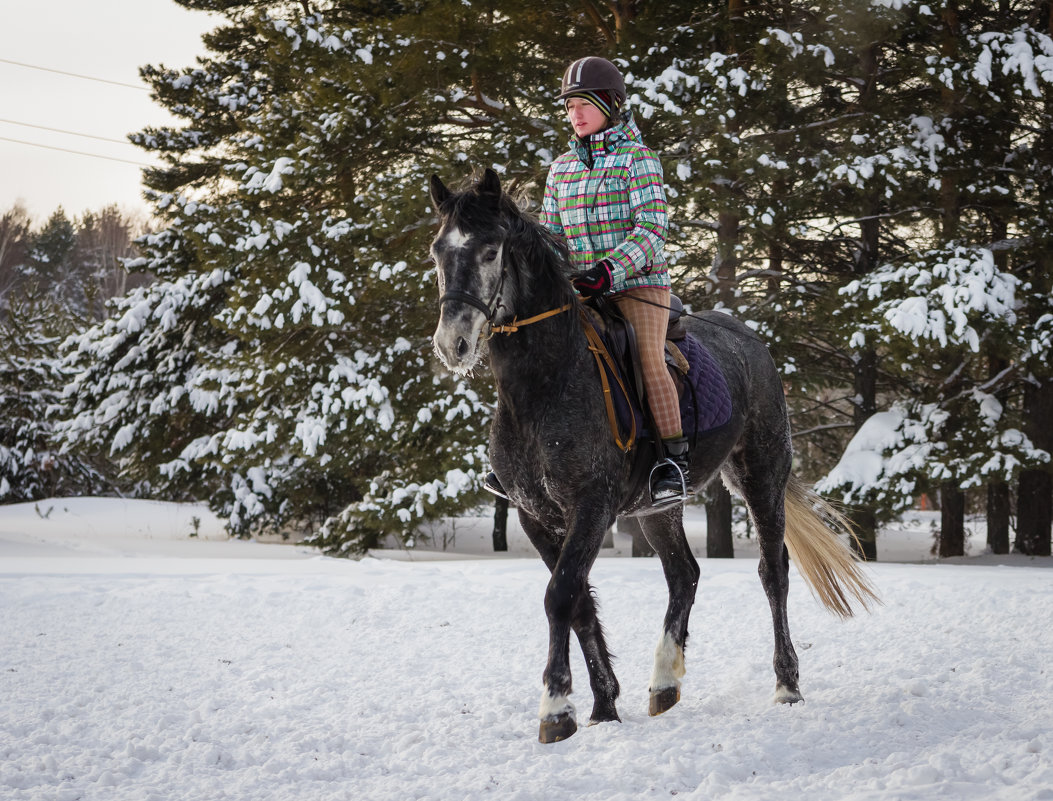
top-left (783, 475), bottom-right (881, 619)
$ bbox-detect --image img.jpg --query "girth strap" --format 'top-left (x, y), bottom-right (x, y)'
top-left (580, 309), bottom-right (637, 453)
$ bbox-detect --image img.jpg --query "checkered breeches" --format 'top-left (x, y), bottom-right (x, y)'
top-left (611, 287), bottom-right (682, 439)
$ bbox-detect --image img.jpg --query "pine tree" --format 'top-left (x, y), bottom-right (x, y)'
top-left (0, 204), bottom-right (31, 305)
top-left (820, 2), bottom-right (1053, 557)
top-left (0, 285), bottom-right (113, 501)
top-left (1011, 1), bottom-right (1053, 555)
top-left (57, 0), bottom-right (624, 551)
top-left (52, 0), bottom-right (1053, 557)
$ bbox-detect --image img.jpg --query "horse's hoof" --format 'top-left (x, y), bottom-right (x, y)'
top-left (539, 712), bottom-right (577, 743)
top-left (587, 708), bottom-right (621, 727)
top-left (774, 683), bottom-right (804, 705)
top-left (649, 685), bottom-right (681, 716)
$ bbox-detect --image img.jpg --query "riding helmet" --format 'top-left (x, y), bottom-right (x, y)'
top-left (558, 57), bottom-right (626, 107)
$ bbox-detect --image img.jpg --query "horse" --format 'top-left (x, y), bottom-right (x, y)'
top-left (428, 168), bottom-right (877, 744)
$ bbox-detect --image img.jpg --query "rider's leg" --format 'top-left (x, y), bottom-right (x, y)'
top-left (611, 287), bottom-right (688, 505)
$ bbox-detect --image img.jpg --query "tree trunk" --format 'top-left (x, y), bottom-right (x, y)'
top-left (845, 40), bottom-right (883, 557)
top-left (985, 202), bottom-right (1011, 554)
top-left (1016, 471), bottom-right (1052, 555)
top-left (935, 5), bottom-right (967, 563)
top-left (849, 507), bottom-right (878, 561)
top-left (1016, 377), bottom-right (1053, 555)
top-left (986, 481), bottom-right (1010, 555)
top-left (851, 344), bottom-right (879, 557)
top-left (938, 484), bottom-right (965, 557)
top-left (714, 211), bottom-right (740, 305)
top-left (492, 496), bottom-right (508, 552)
top-left (706, 483), bottom-right (734, 558)
top-left (619, 515), bottom-right (655, 557)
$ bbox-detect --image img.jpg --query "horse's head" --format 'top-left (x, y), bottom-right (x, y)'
top-left (428, 168), bottom-right (513, 374)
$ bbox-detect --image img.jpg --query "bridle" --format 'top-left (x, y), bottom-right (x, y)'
top-left (438, 260), bottom-right (571, 337)
top-left (438, 266), bottom-right (510, 330)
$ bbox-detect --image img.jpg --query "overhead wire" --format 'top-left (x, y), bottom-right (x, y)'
top-left (0, 117), bottom-right (131, 146)
top-left (0, 57), bottom-right (148, 90)
top-left (0, 135), bottom-right (152, 167)
top-left (0, 57), bottom-right (155, 167)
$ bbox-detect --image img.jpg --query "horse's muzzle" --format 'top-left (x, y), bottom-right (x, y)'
top-left (433, 312), bottom-right (485, 374)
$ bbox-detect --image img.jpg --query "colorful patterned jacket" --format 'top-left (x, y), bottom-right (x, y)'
top-left (540, 112), bottom-right (669, 293)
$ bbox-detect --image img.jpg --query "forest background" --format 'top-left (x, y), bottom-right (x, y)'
top-left (2, 0), bottom-right (1052, 561)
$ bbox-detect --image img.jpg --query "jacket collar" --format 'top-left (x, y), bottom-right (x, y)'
top-left (570, 111), bottom-right (642, 165)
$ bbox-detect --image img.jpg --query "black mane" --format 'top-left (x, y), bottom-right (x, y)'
top-left (442, 174), bottom-right (579, 312)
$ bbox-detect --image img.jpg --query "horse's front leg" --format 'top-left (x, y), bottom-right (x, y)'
top-left (523, 509), bottom-right (615, 743)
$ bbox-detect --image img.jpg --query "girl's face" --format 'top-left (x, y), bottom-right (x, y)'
top-left (566, 97), bottom-right (607, 138)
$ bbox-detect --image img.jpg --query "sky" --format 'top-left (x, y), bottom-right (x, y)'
top-left (0, 0), bottom-right (216, 223)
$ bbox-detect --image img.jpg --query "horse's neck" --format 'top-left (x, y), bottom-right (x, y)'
top-left (489, 284), bottom-right (587, 393)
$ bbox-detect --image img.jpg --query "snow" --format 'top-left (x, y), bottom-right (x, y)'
top-left (819, 410), bottom-right (904, 493)
top-left (2, 498), bottom-right (1052, 801)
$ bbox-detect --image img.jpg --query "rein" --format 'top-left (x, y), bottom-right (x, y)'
top-left (491, 304), bottom-right (572, 335)
top-left (619, 292), bottom-right (767, 344)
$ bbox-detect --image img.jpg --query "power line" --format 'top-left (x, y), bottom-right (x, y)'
top-left (0, 57), bottom-right (148, 91)
top-left (0, 135), bottom-right (153, 167)
top-left (0, 117), bottom-right (131, 146)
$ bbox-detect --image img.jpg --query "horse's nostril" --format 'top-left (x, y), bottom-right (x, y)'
top-left (456, 337), bottom-right (470, 359)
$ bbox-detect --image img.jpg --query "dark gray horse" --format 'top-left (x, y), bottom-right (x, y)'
top-left (429, 168), bottom-right (877, 744)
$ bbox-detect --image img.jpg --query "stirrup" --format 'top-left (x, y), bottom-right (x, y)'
top-left (483, 471), bottom-right (509, 501)
top-left (649, 459), bottom-right (687, 507)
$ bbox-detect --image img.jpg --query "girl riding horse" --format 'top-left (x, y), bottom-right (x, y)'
top-left (485, 56), bottom-right (688, 506)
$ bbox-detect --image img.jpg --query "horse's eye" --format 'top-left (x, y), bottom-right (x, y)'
top-left (484, 248), bottom-right (500, 262)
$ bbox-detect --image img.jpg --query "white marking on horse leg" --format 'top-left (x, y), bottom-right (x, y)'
top-left (649, 630), bottom-right (686, 692)
top-left (774, 683), bottom-right (804, 705)
top-left (538, 687), bottom-right (576, 722)
top-left (442, 226), bottom-right (472, 250)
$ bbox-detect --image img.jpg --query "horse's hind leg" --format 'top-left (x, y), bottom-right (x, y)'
top-left (519, 513), bottom-right (620, 741)
top-left (727, 448), bottom-right (802, 704)
top-left (638, 507), bottom-right (700, 715)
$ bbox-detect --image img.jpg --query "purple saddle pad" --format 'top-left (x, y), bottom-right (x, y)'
top-left (675, 333), bottom-right (733, 438)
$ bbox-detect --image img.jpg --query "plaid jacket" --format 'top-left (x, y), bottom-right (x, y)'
top-left (541, 112), bottom-right (669, 292)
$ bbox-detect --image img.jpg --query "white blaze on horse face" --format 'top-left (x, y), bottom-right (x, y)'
top-left (432, 227), bottom-right (488, 374)
top-left (431, 226), bottom-right (507, 375)
top-left (649, 630), bottom-right (686, 692)
top-left (442, 225), bottom-right (473, 250)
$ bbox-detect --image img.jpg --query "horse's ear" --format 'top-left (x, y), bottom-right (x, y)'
top-left (479, 167), bottom-right (502, 199)
top-left (430, 174), bottom-right (452, 210)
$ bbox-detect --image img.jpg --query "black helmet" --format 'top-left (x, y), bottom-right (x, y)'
top-left (558, 57), bottom-right (626, 105)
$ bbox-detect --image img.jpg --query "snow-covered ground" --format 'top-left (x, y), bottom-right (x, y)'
top-left (2, 498), bottom-right (1051, 801)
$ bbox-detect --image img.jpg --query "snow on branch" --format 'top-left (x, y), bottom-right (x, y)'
top-left (842, 245), bottom-right (1018, 352)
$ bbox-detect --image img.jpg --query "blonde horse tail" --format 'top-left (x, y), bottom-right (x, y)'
top-left (783, 475), bottom-right (881, 619)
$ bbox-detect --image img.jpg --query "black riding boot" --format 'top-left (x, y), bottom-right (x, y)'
top-left (483, 471), bottom-right (509, 500)
top-left (650, 436), bottom-right (689, 506)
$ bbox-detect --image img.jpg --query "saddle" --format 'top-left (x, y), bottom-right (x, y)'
top-left (580, 296), bottom-right (732, 455)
